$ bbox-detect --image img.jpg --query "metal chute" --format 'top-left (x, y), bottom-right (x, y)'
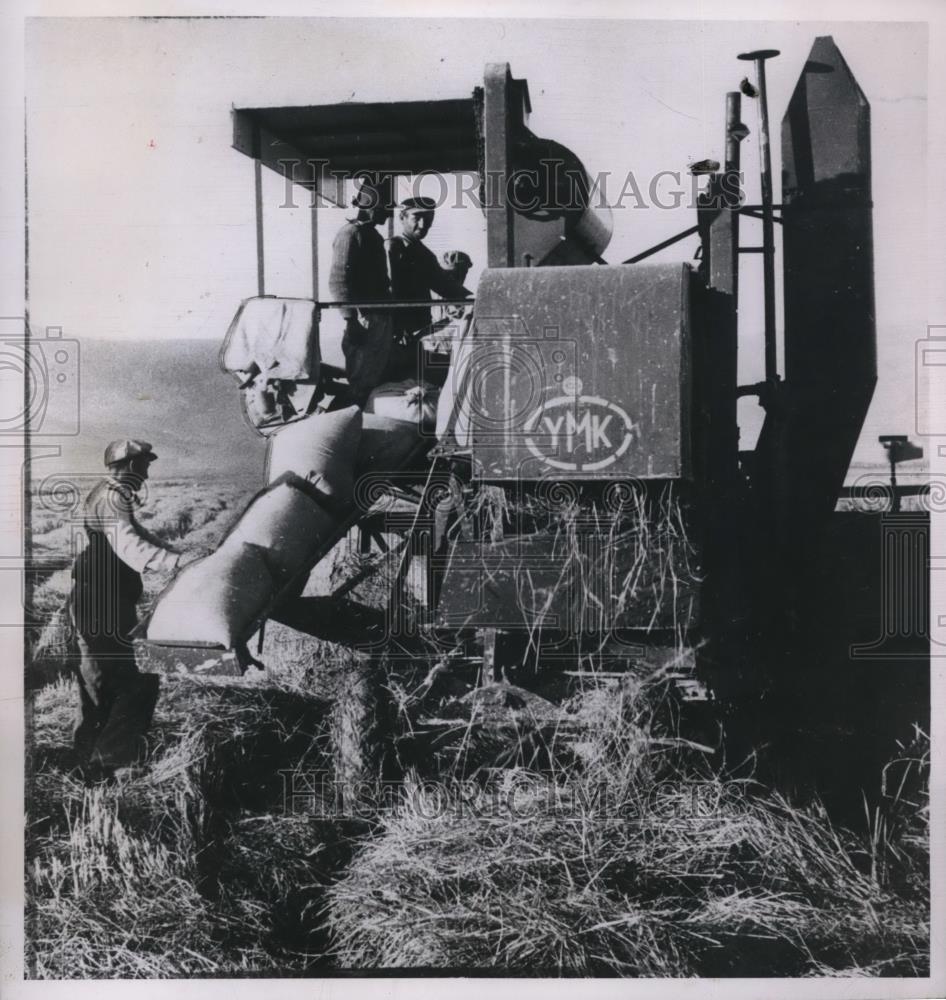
top-left (780, 35), bottom-right (877, 523)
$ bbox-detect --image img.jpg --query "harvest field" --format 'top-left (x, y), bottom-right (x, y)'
top-left (24, 475), bottom-right (930, 977)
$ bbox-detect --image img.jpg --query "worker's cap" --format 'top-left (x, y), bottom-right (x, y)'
top-left (351, 174), bottom-right (395, 211)
top-left (442, 250), bottom-right (472, 270)
top-left (399, 196), bottom-right (437, 213)
top-left (104, 439), bottom-right (158, 468)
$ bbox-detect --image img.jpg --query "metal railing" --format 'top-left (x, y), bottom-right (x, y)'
top-left (315, 299), bottom-right (474, 310)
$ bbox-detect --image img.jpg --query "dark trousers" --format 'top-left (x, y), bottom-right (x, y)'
top-left (341, 311), bottom-right (393, 404)
top-left (73, 630), bottom-right (160, 768)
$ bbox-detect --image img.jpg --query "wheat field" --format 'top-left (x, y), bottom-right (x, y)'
top-left (23, 475), bottom-right (930, 977)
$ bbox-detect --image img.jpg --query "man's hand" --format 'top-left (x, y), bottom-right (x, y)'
top-left (442, 250), bottom-right (472, 289)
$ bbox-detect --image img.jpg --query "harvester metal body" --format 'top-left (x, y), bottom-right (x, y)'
top-left (145, 37), bottom-right (928, 794)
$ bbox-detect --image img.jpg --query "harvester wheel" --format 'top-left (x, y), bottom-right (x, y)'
top-left (330, 652), bottom-right (389, 814)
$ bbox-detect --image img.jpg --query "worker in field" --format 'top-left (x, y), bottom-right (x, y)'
top-left (69, 440), bottom-right (187, 775)
top-left (329, 175), bottom-right (395, 404)
top-left (386, 197), bottom-right (472, 380)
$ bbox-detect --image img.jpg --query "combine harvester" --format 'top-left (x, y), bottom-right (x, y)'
top-left (141, 38), bottom-right (929, 803)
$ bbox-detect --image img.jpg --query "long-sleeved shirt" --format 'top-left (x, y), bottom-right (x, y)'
top-left (329, 219), bottom-right (390, 318)
top-left (71, 477), bottom-right (180, 639)
top-left (386, 235), bottom-right (471, 340)
top-left (81, 478), bottom-right (181, 574)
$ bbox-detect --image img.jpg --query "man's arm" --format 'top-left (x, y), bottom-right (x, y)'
top-left (112, 519), bottom-right (182, 574)
top-left (423, 248), bottom-right (472, 300)
top-left (389, 239), bottom-right (469, 301)
top-left (94, 489), bottom-right (182, 574)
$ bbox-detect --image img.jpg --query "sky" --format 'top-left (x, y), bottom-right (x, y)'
top-left (23, 16), bottom-right (928, 465)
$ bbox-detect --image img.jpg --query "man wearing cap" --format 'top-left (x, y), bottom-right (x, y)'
top-left (385, 197), bottom-right (472, 381)
top-left (69, 440), bottom-right (185, 772)
top-left (329, 175), bottom-right (395, 404)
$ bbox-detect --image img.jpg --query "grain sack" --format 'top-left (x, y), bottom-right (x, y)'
top-left (356, 413), bottom-right (426, 478)
top-left (229, 479), bottom-right (337, 580)
top-left (265, 405), bottom-right (363, 501)
top-left (146, 541), bottom-right (274, 649)
top-left (365, 380), bottom-right (439, 429)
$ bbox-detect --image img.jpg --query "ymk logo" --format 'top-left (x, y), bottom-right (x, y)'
top-left (523, 377), bottom-right (637, 472)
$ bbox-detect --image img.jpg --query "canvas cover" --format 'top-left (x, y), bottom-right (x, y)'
top-left (221, 296), bottom-right (320, 382)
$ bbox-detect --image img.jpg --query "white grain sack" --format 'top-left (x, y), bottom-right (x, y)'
top-left (229, 481), bottom-right (336, 578)
top-left (146, 540), bottom-right (274, 649)
top-left (265, 405), bottom-right (363, 500)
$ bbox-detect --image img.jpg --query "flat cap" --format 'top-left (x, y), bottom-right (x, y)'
top-left (399, 196), bottom-right (437, 212)
top-left (104, 439), bottom-right (158, 467)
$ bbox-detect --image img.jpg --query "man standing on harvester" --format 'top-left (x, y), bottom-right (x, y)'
top-left (386, 196), bottom-right (472, 381)
top-left (69, 440), bottom-right (188, 775)
top-left (329, 175), bottom-right (396, 404)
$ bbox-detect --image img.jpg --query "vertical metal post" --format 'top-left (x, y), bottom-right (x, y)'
top-left (706, 92), bottom-right (743, 298)
top-left (310, 187), bottom-right (321, 357)
top-left (739, 49), bottom-right (780, 381)
top-left (254, 140), bottom-right (265, 296)
top-left (310, 199), bottom-right (319, 300)
top-left (889, 455), bottom-right (901, 513)
top-left (698, 90), bottom-right (743, 478)
top-left (724, 92), bottom-right (742, 180)
top-left (697, 90), bottom-right (746, 697)
top-left (757, 63), bottom-right (776, 381)
top-left (386, 176), bottom-right (396, 255)
top-left (483, 63), bottom-right (515, 268)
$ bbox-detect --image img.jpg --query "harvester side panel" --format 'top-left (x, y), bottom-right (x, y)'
top-left (467, 263), bottom-right (693, 481)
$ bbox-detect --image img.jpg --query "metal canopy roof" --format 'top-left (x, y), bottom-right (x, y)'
top-left (232, 97), bottom-right (479, 180)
